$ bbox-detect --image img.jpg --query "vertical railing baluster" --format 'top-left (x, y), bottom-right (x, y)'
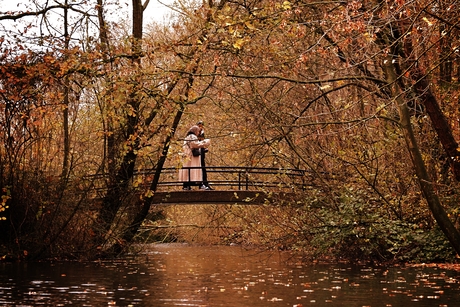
top-left (238, 171), bottom-right (241, 190)
top-left (246, 168), bottom-right (249, 190)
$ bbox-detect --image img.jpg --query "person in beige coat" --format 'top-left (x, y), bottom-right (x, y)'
top-left (178, 125), bottom-right (211, 190)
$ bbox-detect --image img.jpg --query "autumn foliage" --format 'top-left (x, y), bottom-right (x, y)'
top-left (0, 0), bottom-right (459, 262)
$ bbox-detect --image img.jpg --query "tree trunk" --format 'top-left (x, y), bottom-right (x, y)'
top-left (111, 106), bottom-right (185, 255)
top-left (61, 0), bottom-right (71, 181)
top-left (92, 0), bottom-right (145, 253)
top-left (410, 68), bottom-right (460, 181)
top-left (96, 0), bottom-right (116, 177)
top-left (383, 57), bottom-right (460, 256)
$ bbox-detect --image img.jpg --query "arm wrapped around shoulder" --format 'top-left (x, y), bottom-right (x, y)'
top-left (188, 138), bottom-right (210, 156)
top-left (201, 138), bottom-right (210, 148)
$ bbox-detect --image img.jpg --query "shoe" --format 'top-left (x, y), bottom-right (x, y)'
top-left (200, 184), bottom-right (214, 190)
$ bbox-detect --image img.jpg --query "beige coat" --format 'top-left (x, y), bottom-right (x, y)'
top-left (178, 134), bottom-right (210, 183)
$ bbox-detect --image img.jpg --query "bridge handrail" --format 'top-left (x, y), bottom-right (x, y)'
top-left (139, 166), bottom-right (305, 175)
top-left (84, 166), bottom-right (307, 192)
top-left (154, 166), bottom-right (306, 190)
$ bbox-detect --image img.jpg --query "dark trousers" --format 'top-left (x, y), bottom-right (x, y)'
top-left (200, 148), bottom-right (208, 186)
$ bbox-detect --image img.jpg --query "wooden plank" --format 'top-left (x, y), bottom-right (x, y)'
top-left (150, 190), bottom-right (295, 205)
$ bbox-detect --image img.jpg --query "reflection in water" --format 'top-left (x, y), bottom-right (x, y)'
top-left (0, 243), bottom-right (459, 306)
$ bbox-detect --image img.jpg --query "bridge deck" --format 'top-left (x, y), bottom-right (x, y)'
top-left (151, 190), bottom-right (296, 205)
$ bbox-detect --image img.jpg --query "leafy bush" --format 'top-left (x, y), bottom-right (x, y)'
top-left (289, 188), bottom-right (458, 263)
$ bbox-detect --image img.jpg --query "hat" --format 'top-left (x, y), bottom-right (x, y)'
top-left (196, 121), bottom-right (204, 126)
top-left (188, 125), bottom-right (201, 135)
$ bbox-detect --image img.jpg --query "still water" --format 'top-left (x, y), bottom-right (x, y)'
top-left (0, 244), bottom-right (459, 307)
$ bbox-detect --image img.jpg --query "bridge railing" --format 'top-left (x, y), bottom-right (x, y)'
top-left (84, 166), bottom-right (307, 197)
top-left (151, 166), bottom-right (306, 191)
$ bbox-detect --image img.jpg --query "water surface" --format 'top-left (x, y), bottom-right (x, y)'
top-left (1, 244), bottom-right (459, 306)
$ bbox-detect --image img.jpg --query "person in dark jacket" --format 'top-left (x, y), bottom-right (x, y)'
top-left (196, 121), bottom-right (213, 190)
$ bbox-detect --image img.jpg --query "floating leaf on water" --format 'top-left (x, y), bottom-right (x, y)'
top-left (268, 297), bottom-right (283, 302)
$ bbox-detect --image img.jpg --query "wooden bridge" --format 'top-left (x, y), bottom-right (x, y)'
top-left (141, 166), bottom-right (307, 205)
top-left (150, 190), bottom-right (300, 205)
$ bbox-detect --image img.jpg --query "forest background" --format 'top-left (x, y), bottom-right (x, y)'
top-left (1, 0), bottom-right (460, 263)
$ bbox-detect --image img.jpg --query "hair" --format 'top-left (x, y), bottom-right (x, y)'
top-left (187, 125), bottom-right (200, 135)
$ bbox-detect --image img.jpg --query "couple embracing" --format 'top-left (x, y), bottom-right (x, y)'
top-left (178, 121), bottom-right (213, 190)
